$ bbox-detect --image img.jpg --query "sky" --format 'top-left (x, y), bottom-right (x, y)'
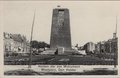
top-left (0, 1), bottom-right (120, 46)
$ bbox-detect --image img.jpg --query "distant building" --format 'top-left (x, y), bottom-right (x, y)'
top-left (95, 42), bottom-right (101, 54)
top-left (84, 42), bottom-right (95, 55)
top-left (100, 41), bottom-right (106, 53)
top-left (3, 32), bottom-right (30, 54)
top-left (95, 33), bottom-right (118, 63)
top-left (95, 38), bottom-right (117, 53)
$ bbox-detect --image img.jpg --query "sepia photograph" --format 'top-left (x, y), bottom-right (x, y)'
top-left (0, 1), bottom-right (120, 77)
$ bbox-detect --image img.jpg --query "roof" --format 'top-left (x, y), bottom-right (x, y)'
top-left (4, 32), bottom-right (27, 43)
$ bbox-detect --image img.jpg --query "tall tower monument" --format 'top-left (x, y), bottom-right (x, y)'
top-left (50, 7), bottom-right (72, 51)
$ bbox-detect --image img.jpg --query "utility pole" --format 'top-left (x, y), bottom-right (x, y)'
top-left (28, 10), bottom-right (36, 68)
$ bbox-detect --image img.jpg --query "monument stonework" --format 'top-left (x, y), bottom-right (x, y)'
top-left (50, 8), bottom-right (72, 51)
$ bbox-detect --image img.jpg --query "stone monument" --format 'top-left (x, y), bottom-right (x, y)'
top-left (50, 7), bottom-right (72, 54)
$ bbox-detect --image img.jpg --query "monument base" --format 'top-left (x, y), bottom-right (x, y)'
top-left (41, 48), bottom-right (76, 55)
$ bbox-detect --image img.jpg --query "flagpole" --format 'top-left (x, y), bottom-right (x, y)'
top-left (28, 10), bottom-right (36, 68)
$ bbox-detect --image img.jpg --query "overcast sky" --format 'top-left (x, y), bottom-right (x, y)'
top-left (1, 1), bottom-right (120, 46)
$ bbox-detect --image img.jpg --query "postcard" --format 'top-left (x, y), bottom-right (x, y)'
top-left (0, 1), bottom-right (120, 78)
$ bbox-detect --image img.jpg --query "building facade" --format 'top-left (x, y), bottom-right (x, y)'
top-left (4, 32), bottom-right (30, 55)
top-left (95, 34), bottom-right (118, 65)
top-left (84, 42), bottom-right (95, 55)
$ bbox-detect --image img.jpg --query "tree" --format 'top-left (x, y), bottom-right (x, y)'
top-left (31, 40), bottom-right (50, 49)
top-left (30, 40), bottom-right (39, 49)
